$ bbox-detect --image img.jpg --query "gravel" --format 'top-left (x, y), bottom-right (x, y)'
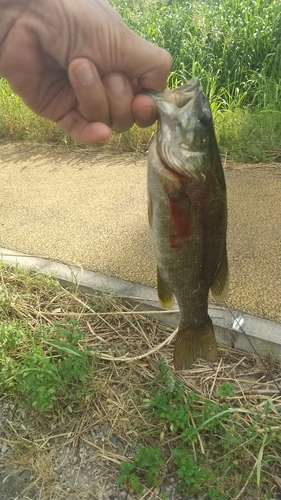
top-left (0, 401), bottom-right (192, 500)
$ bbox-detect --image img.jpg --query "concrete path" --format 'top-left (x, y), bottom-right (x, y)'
top-left (0, 142), bottom-right (280, 323)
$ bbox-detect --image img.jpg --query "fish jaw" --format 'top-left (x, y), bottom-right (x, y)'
top-left (146, 78), bottom-right (213, 180)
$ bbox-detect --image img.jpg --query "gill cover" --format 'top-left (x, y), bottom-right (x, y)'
top-left (145, 78), bottom-right (212, 179)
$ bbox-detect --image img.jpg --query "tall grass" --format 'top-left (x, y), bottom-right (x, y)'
top-left (110, 0), bottom-right (281, 110)
top-left (0, 0), bottom-right (280, 161)
top-left (0, 79), bottom-right (70, 144)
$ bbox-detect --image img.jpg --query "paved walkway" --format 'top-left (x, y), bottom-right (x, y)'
top-left (0, 142), bottom-right (280, 322)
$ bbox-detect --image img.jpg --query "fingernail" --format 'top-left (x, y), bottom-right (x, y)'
top-left (136, 106), bottom-right (153, 122)
top-left (74, 62), bottom-right (94, 86)
top-left (106, 74), bottom-right (126, 94)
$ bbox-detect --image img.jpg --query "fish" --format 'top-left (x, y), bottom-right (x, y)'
top-left (146, 77), bottom-right (229, 370)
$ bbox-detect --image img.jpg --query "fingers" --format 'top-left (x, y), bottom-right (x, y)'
top-left (102, 72), bottom-right (134, 132)
top-left (68, 57), bottom-right (161, 140)
top-left (68, 58), bottom-right (111, 126)
top-left (132, 93), bottom-right (158, 128)
top-left (57, 95), bottom-right (158, 145)
top-left (56, 110), bottom-right (112, 144)
top-left (69, 59), bottom-right (136, 133)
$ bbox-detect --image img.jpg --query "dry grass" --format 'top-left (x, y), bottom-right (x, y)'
top-left (0, 262), bottom-right (280, 499)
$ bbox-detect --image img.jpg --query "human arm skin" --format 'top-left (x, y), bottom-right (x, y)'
top-left (0, 0), bottom-right (172, 144)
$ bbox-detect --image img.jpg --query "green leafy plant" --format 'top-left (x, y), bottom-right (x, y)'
top-left (118, 446), bottom-right (165, 493)
top-left (0, 319), bottom-right (96, 411)
top-left (218, 382), bottom-right (235, 400)
top-left (118, 358), bottom-right (280, 498)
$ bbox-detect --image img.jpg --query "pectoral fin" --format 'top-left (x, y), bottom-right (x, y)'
top-left (157, 266), bottom-right (174, 308)
top-left (211, 247), bottom-right (229, 301)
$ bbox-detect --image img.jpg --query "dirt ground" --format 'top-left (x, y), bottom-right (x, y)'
top-left (0, 142), bottom-right (280, 322)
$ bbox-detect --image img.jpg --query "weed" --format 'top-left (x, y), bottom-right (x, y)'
top-left (1, 264), bottom-right (280, 498)
top-left (217, 382), bottom-right (235, 400)
top-left (0, 319), bottom-right (96, 411)
top-left (215, 108), bottom-right (281, 162)
top-left (118, 446), bottom-right (165, 494)
top-left (118, 358), bottom-right (281, 498)
top-left (172, 447), bottom-right (212, 495)
top-left (110, 0), bottom-right (280, 110)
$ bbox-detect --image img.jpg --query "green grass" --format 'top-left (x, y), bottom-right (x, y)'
top-left (0, 320), bottom-right (96, 411)
top-left (1, 0), bottom-right (280, 162)
top-left (0, 79), bottom-right (71, 145)
top-left (215, 109), bottom-right (281, 162)
top-left (110, 0), bottom-right (281, 110)
top-left (0, 262), bottom-right (280, 499)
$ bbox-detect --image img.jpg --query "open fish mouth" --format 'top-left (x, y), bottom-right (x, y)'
top-left (142, 77), bottom-right (199, 98)
top-left (142, 78), bottom-right (211, 130)
top-left (142, 77), bottom-right (201, 108)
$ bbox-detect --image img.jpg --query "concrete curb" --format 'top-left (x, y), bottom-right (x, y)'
top-left (1, 247), bottom-right (280, 362)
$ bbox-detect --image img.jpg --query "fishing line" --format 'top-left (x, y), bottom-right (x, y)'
top-left (224, 303), bottom-right (281, 396)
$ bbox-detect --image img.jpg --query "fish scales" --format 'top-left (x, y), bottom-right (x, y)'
top-left (146, 78), bottom-right (229, 370)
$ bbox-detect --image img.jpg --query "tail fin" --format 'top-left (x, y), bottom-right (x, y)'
top-left (173, 316), bottom-right (218, 370)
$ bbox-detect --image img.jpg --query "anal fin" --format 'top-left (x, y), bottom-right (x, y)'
top-left (173, 316), bottom-right (218, 370)
top-left (157, 266), bottom-right (174, 308)
top-left (211, 248), bottom-right (229, 301)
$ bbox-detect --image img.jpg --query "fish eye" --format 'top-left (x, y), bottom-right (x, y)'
top-left (199, 112), bottom-right (211, 127)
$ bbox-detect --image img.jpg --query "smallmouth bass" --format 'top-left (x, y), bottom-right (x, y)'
top-left (146, 77), bottom-right (229, 370)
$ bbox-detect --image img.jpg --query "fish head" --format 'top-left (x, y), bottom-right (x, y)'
top-left (146, 78), bottom-right (213, 179)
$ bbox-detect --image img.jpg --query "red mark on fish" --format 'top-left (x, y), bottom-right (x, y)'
top-left (168, 193), bottom-right (192, 249)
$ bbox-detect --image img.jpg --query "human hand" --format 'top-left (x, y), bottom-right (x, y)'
top-left (0, 0), bottom-right (172, 144)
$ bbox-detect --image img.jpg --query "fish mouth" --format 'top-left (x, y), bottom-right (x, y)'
top-left (142, 78), bottom-right (210, 125)
top-left (142, 77), bottom-right (200, 108)
top-left (143, 77), bottom-right (199, 97)
top-left (145, 78), bottom-right (211, 174)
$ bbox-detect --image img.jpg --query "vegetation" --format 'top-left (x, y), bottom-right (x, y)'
top-left (111, 0), bottom-right (280, 110)
top-left (0, 320), bottom-right (96, 411)
top-left (118, 359), bottom-right (280, 498)
top-left (0, 0), bottom-right (280, 160)
top-left (0, 262), bottom-right (280, 499)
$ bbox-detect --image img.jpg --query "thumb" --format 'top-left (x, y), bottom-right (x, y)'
top-left (117, 31), bottom-right (172, 91)
top-left (138, 46), bottom-right (172, 91)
